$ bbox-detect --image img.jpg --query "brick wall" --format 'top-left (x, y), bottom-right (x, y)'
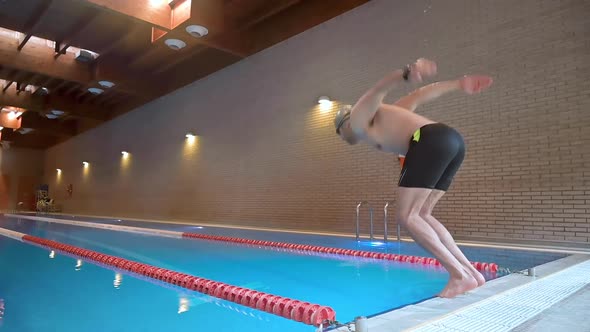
top-left (43, 0), bottom-right (590, 245)
top-left (1, 147), bottom-right (45, 210)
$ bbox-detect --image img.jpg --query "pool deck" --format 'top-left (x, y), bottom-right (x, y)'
top-left (331, 254), bottom-right (590, 332)
top-left (512, 284), bottom-right (590, 332)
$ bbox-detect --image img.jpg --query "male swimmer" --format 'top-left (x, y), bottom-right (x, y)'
top-left (334, 58), bottom-right (493, 297)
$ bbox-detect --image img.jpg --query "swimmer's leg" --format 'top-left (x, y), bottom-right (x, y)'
top-left (397, 187), bottom-right (477, 298)
top-left (420, 190), bottom-right (485, 286)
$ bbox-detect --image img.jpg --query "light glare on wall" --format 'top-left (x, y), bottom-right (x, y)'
top-left (82, 161), bottom-right (90, 179)
top-left (120, 150), bottom-right (131, 171)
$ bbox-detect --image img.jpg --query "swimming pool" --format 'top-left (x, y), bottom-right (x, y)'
top-left (0, 214), bottom-right (567, 332)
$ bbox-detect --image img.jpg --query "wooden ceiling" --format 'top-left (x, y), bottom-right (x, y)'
top-left (0, 0), bottom-right (369, 149)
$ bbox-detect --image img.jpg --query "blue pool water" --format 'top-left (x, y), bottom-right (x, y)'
top-left (0, 214), bottom-right (567, 332)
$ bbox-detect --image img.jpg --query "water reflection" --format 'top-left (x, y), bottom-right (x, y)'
top-left (113, 273), bottom-right (123, 289)
top-left (49, 250), bottom-right (55, 259)
top-left (0, 298), bottom-right (4, 326)
top-left (75, 259), bottom-right (83, 271)
top-left (178, 296), bottom-right (189, 314)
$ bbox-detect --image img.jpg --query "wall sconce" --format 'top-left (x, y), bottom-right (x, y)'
top-left (318, 96), bottom-right (331, 105)
top-left (318, 96), bottom-right (333, 112)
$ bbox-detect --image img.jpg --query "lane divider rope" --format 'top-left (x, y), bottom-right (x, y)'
top-left (0, 226), bottom-right (335, 326)
top-left (4, 214), bottom-right (499, 272)
top-left (183, 233), bottom-right (499, 272)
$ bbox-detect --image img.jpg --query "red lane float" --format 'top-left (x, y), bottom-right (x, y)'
top-left (182, 232), bottom-right (499, 273)
top-left (21, 235), bottom-right (335, 326)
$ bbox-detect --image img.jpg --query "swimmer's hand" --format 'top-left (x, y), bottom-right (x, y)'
top-left (459, 75), bottom-right (493, 94)
top-left (408, 58), bottom-right (438, 83)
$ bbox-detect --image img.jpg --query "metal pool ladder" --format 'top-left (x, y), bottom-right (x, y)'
top-left (384, 201), bottom-right (401, 243)
top-left (356, 201), bottom-right (401, 243)
top-left (355, 201), bottom-right (374, 241)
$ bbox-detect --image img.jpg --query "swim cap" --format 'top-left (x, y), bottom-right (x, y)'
top-left (334, 105), bottom-right (352, 134)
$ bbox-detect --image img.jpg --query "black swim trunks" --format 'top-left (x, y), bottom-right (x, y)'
top-left (398, 123), bottom-right (465, 191)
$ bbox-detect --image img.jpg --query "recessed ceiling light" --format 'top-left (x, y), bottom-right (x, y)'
top-left (98, 81), bottom-right (115, 88)
top-left (186, 25), bottom-right (208, 38)
top-left (88, 87), bottom-right (104, 95)
top-left (165, 38), bottom-right (186, 50)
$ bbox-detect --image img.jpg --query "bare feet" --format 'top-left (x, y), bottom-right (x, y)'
top-left (439, 273), bottom-right (478, 298)
top-left (470, 269), bottom-right (486, 287)
top-left (463, 264), bottom-right (486, 287)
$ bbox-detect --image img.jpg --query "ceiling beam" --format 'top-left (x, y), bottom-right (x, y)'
top-left (243, 0), bottom-right (369, 54)
top-left (153, 0), bottom-right (300, 75)
top-left (62, 83), bottom-right (81, 97)
top-left (54, 10), bottom-right (100, 59)
top-left (239, 0), bottom-right (302, 29)
top-left (95, 24), bottom-right (145, 61)
top-left (83, 0), bottom-right (172, 30)
top-left (51, 79), bottom-right (70, 92)
top-left (0, 84), bottom-right (107, 121)
top-left (54, 44), bottom-right (70, 58)
top-left (0, 29), bottom-right (160, 98)
top-left (1, 130), bottom-right (58, 149)
top-left (74, 89), bottom-right (88, 100)
top-left (2, 81), bottom-right (13, 93)
top-left (20, 112), bottom-right (77, 137)
top-left (15, 73), bottom-right (34, 94)
top-left (17, 0), bottom-right (54, 50)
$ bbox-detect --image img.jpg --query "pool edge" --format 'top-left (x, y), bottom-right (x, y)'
top-left (329, 254), bottom-right (590, 332)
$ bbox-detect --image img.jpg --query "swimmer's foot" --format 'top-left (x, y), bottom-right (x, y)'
top-left (470, 269), bottom-right (486, 287)
top-left (463, 263), bottom-right (486, 287)
top-left (439, 273), bottom-right (478, 298)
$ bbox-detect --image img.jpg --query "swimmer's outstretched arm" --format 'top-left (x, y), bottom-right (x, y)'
top-left (394, 75), bottom-right (494, 112)
top-left (350, 58), bottom-right (437, 134)
top-left (394, 80), bottom-right (461, 112)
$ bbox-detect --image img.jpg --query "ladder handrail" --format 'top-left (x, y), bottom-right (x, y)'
top-left (384, 202), bottom-right (390, 243)
top-left (355, 201), bottom-right (374, 241)
top-left (384, 201), bottom-right (401, 243)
